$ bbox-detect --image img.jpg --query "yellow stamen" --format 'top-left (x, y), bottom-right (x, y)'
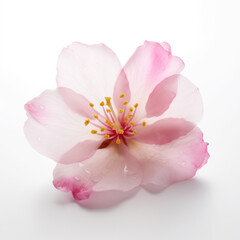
top-left (93, 114), bottom-right (98, 119)
top-left (105, 97), bottom-right (119, 124)
top-left (89, 103), bottom-right (94, 107)
top-left (100, 127), bottom-right (105, 132)
top-left (134, 103), bottom-right (139, 108)
top-left (129, 107), bottom-right (134, 112)
top-left (116, 139), bottom-right (121, 144)
top-left (119, 109), bottom-right (124, 114)
top-left (120, 93), bottom-right (125, 98)
top-left (91, 130), bottom-right (98, 134)
top-left (142, 121), bottom-right (146, 127)
top-left (105, 97), bottom-right (112, 106)
top-left (123, 101), bottom-right (128, 105)
top-left (100, 101), bottom-right (105, 106)
top-left (130, 121), bottom-right (134, 125)
top-left (128, 114), bottom-right (133, 118)
top-left (105, 119), bottom-right (113, 126)
top-left (124, 117), bottom-right (128, 123)
top-left (106, 109), bottom-right (111, 113)
top-left (118, 129), bottom-right (124, 134)
top-left (84, 119), bottom-right (90, 126)
top-left (104, 135), bottom-right (110, 138)
top-left (132, 130), bottom-right (137, 135)
top-left (197, 87), bottom-right (199, 91)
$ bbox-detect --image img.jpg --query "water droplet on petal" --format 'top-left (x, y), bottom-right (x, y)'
top-left (123, 165), bottom-right (129, 175)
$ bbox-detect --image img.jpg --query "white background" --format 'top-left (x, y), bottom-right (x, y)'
top-left (0, 0), bottom-right (239, 239)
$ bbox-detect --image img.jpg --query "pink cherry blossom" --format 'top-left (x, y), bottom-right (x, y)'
top-left (24, 41), bottom-right (209, 205)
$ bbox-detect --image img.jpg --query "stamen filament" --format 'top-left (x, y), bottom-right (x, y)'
top-left (101, 105), bottom-right (110, 120)
top-left (90, 122), bottom-right (104, 129)
top-left (105, 97), bottom-right (119, 124)
top-left (126, 107), bottom-right (137, 125)
top-left (95, 117), bottom-right (112, 129)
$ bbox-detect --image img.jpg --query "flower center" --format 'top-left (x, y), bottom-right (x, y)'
top-left (84, 93), bottom-right (146, 145)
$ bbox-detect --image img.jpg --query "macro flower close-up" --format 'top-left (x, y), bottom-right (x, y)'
top-left (24, 41), bottom-right (209, 204)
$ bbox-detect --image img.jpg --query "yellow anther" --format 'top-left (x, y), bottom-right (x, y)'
top-left (100, 101), bottom-right (105, 106)
top-left (89, 103), bottom-right (94, 107)
top-left (120, 93), bottom-right (125, 98)
top-left (93, 114), bottom-right (98, 119)
top-left (130, 121), bottom-right (134, 125)
top-left (119, 109), bottom-right (124, 114)
top-left (84, 119), bottom-right (90, 126)
top-left (116, 139), bottom-right (121, 144)
top-left (100, 127), bottom-right (105, 132)
top-left (128, 114), bottom-right (133, 118)
top-left (197, 87), bottom-right (199, 91)
top-left (142, 121), bottom-right (146, 127)
top-left (132, 130), bottom-right (137, 135)
top-left (129, 107), bottom-right (134, 112)
top-left (91, 130), bottom-right (98, 134)
top-left (124, 117), bottom-right (128, 123)
top-left (104, 135), bottom-right (110, 138)
top-left (123, 101), bottom-right (128, 105)
top-left (106, 109), bottom-right (111, 113)
top-left (105, 119), bottom-right (112, 126)
top-left (105, 97), bottom-right (112, 106)
top-left (118, 129), bottom-right (124, 134)
top-left (134, 103), bottom-right (139, 108)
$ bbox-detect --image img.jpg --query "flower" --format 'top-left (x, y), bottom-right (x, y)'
top-left (24, 41), bottom-right (209, 205)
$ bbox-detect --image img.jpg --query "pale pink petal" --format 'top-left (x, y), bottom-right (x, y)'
top-left (24, 90), bottom-right (101, 162)
top-left (56, 42), bottom-right (122, 106)
top-left (146, 74), bottom-right (178, 117)
top-left (93, 145), bottom-right (142, 192)
top-left (57, 87), bottom-right (98, 119)
top-left (113, 69), bottom-right (131, 110)
top-left (134, 118), bottom-right (194, 145)
top-left (53, 146), bottom-right (142, 202)
top-left (147, 75), bottom-right (203, 124)
top-left (122, 41), bottom-right (184, 119)
top-left (129, 127), bottom-right (209, 192)
top-left (59, 140), bottom-right (101, 164)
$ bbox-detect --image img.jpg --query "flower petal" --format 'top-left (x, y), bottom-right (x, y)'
top-left (59, 140), bottom-right (101, 164)
top-left (122, 41), bottom-right (184, 119)
top-left (150, 75), bottom-right (203, 124)
top-left (53, 146), bottom-right (142, 202)
top-left (24, 90), bottom-right (101, 162)
top-left (93, 145), bottom-right (142, 192)
top-left (57, 87), bottom-right (98, 119)
top-left (56, 42), bottom-right (122, 105)
top-left (129, 127), bottom-right (209, 192)
top-left (113, 69), bottom-right (131, 110)
top-left (134, 118), bottom-right (194, 145)
top-left (146, 74), bottom-right (178, 117)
